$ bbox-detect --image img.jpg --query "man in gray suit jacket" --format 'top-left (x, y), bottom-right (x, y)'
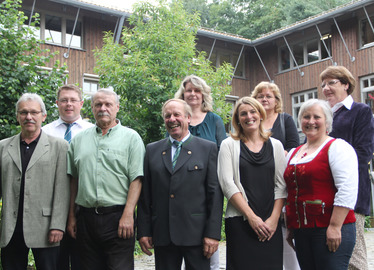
top-left (0, 93), bottom-right (70, 270)
top-left (138, 99), bottom-right (223, 270)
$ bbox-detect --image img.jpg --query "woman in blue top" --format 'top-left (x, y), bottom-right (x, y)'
top-left (175, 75), bottom-right (227, 149)
top-left (175, 75), bottom-right (226, 270)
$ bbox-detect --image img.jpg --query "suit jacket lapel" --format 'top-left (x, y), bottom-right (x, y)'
top-left (7, 134), bottom-right (22, 172)
top-left (161, 139), bottom-right (173, 174)
top-left (26, 131), bottom-right (49, 171)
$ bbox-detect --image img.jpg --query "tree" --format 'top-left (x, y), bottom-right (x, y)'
top-left (178, 0), bottom-right (353, 39)
top-left (94, 0), bottom-right (233, 144)
top-left (0, 0), bottom-right (67, 139)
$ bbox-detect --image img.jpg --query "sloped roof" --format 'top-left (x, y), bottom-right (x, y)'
top-left (49, 0), bottom-right (373, 47)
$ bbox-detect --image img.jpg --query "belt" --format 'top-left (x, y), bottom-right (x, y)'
top-left (79, 205), bottom-right (125, 215)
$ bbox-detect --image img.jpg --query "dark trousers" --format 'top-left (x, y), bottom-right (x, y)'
top-left (1, 231), bottom-right (59, 270)
top-left (76, 208), bottom-right (134, 270)
top-left (154, 244), bottom-right (210, 270)
top-left (57, 233), bottom-right (80, 270)
top-left (294, 223), bottom-right (356, 270)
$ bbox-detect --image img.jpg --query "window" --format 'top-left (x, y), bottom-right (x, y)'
top-left (83, 74), bottom-right (99, 95)
top-left (360, 75), bottom-right (374, 114)
top-left (291, 89), bottom-right (318, 129)
top-left (23, 10), bottom-right (82, 48)
top-left (279, 34), bottom-right (331, 71)
top-left (197, 46), bottom-right (245, 78)
top-left (360, 16), bottom-right (374, 48)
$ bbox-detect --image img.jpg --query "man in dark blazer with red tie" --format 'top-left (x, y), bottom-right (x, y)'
top-left (137, 98), bottom-right (223, 270)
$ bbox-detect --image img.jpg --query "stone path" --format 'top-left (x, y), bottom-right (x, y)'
top-left (135, 230), bottom-right (374, 269)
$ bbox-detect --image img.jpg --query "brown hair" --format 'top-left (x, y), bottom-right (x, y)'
top-left (320, 66), bottom-right (356, 95)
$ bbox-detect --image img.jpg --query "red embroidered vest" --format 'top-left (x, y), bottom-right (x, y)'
top-left (284, 139), bottom-right (356, 229)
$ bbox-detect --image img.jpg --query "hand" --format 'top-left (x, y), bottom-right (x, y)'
top-left (326, 224), bottom-right (342, 252)
top-left (286, 229), bottom-right (296, 251)
top-left (139, 237), bottom-right (153, 256)
top-left (67, 215), bottom-right (77, 239)
top-left (118, 213), bottom-right (134, 239)
top-left (248, 215), bottom-right (271, 242)
top-left (264, 216), bottom-right (279, 241)
top-left (48, 229), bottom-right (63, 243)
top-left (203, 237), bottom-right (219, 259)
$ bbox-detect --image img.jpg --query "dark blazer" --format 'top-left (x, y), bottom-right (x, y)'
top-left (0, 132), bottom-right (70, 248)
top-left (137, 135), bottom-right (223, 246)
top-left (329, 101), bottom-right (374, 215)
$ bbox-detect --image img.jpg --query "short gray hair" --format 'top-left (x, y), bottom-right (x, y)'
top-left (298, 99), bottom-right (333, 134)
top-left (92, 88), bottom-right (120, 105)
top-left (162, 99), bottom-right (192, 119)
top-left (16, 93), bottom-right (47, 116)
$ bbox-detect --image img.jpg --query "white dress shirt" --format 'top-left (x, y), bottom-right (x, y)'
top-left (42, 117), bottom-right (94, 139)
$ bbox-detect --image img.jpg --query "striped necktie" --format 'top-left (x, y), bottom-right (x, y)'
top-left (172, 140), bottom-right (182, 170)
top-left (64, 123), bottom-right (75, 143)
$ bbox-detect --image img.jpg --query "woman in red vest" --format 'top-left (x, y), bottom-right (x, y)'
top-left (284, 99), bottom-right (358, 270)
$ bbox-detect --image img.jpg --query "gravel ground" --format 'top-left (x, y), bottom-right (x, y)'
top-left (135, 230), bottom-right (374, 270)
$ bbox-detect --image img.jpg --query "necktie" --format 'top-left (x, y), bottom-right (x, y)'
top-left (172, 140), bottom-right (182, 169)
top-left (64, 123), bottom-right (74, 143)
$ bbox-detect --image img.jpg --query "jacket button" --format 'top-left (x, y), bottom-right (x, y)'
top-left (170, 194), bottom-right (175, 199)
top-left (194, 165), bottom-right (198, 170)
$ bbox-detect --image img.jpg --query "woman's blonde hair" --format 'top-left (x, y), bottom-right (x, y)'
top-left (231, 96), bottom-right (270, 141)
top-left (251, 81), bottom-right (283, 113)
top-left (174, 75), bottom-right (213, 112)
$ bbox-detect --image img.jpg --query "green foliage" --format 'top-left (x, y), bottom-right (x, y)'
top-left (178, 0), bottom-right (353, 39)
top-left (94, 0), bottom-right (233, 144)
top-left (0, 0), bottom-right (67, 140)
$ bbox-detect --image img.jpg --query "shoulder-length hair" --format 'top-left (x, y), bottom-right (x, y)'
top-left (231, 96), bottom-right (270, 141)
top-left (251, 81), bottom-right (283, 113)
top-left (174, 75), bottom-right (213, 112)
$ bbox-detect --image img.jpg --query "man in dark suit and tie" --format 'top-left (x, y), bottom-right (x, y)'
top-left (137, 98), bottom-right (223, 270)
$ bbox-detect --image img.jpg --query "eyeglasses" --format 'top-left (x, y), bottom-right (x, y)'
top-left (17, 111), bottom-right (42, 116)
top-left (58, 99), bottom-right (81, 104)
top-left (256, 95), bottom-right (274, 100)
top-left (321, 79), bottom-right (340, 89)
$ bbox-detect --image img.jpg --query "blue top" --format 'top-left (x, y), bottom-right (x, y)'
top-left (329, 101), bottom-right (374, 215)
top-left (189, 111), bottom-right (227, 148)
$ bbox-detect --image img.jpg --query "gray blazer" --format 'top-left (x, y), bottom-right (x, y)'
top-left (0, 131), bottom-right (70, 248)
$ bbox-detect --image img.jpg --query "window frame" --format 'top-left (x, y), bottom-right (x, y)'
top-left (23, 8), bottom-right (83, 49)
top-left (278, 34), bottom-right (331, 72)
top-left (359, 15), bottom-right (374, 49)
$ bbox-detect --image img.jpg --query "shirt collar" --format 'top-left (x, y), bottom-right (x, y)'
top-left (95, 119), bottom-right (120, 135)
top-left (169, 132), bottom-right (191, 145)
top-left (331, 95), bottom-right (353, 113)
top-left (57, 116), bottom-right (84, 127)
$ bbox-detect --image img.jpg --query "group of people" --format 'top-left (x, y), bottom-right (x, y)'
top-left (0, 65), bottom-right (372, 270)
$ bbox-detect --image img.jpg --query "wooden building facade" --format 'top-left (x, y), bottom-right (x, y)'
top-left (20, 0), bottom-right (374, 122)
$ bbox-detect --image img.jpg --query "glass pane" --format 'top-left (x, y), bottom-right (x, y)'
top-left (364, 91), bottom-right (374, 114)
top-left (23, 10), bottom-right (40, 39)
top-left (313, 91), bottom-right (318, 98)
top-left (280, 48), bottom-right (290, 70)
top-left (66, 19), bottom-right (82, 48)
top-left (308, 93), bottom-right (313, 99)
top-left (219, 54), bottom-right (231, 66)
top-left (293, 96), bottom-right (299, 104)
top-left (293, 43), bottom-right (304, 66)
top-left (233, 53), bottom-right (244, 77)
top-left (364, 79), bottom-right (369, 88)
top-left (45, 15), bottom-right (61, 44)
top-left (307, 40), bottom-right (319, 63)
top-left (300, 95), bottom-right (305, 103)
top-left (370, 78), bottom-right (374, 87)
top-left (361, 18), bottom-right (374, 47)
top-left (321, 35), bottom-right (331, 59)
